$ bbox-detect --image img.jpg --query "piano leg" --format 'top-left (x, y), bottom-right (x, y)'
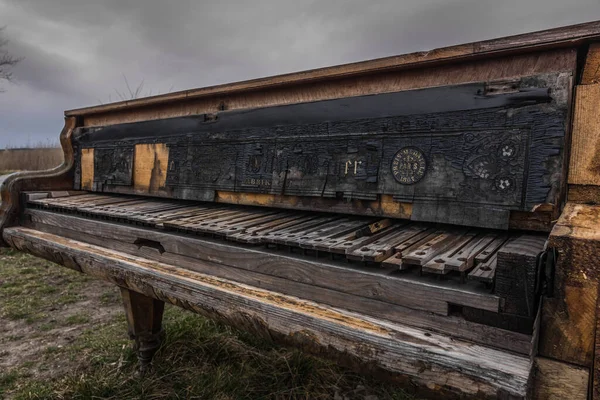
top-left (120, 288), bottom-right (165, 373)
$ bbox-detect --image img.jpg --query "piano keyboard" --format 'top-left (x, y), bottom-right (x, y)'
top-left (27, 192), bottom-right (545, 285)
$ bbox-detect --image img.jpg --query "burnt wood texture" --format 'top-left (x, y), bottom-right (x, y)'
top-left (72, 73), bottom-right (571, 230)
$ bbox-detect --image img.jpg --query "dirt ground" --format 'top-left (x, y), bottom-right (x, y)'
top-left (0, 248), bottom-right (414, 400)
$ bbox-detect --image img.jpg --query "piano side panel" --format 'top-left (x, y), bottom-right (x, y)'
top-left (0, 117), bottom-right (78, 245)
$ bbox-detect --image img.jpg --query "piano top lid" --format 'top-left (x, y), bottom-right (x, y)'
top-left (65, 19), bottom-right (600, 118)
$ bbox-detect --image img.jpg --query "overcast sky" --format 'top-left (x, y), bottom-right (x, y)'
top-left (1, 0), bottom-right (599, 148)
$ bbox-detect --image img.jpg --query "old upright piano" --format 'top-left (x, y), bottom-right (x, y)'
top-left (3, 20), bottom-right (600, 399)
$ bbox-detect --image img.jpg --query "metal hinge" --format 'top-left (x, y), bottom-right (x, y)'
top-left (536, 247), bottom-right (557, 298)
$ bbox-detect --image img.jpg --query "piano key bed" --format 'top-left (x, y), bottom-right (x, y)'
top-left (25, 192), bottom-right (544, 286)
top-left (17, 190), bottom-right (547, 349)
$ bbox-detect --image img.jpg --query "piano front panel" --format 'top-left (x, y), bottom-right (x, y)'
top-left (72, 72), bottom-right (571, 229)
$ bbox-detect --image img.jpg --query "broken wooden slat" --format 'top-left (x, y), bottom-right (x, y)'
top-left (305, 221), bottom-right (405, 253)
top-left (401, 229), bottom-right (470, 267)
top-left (421, 232), bottom-right (480, 275)
top-left (444, 233), bottom-right (499, 272)
top-left (354, 219), bottom-right (393, 238)
top-left (128, 206), bottom-right (210, 225)
top-left (207, 211), bottom-right (294, 238)
top-left (469, 254), bottom-right (498, 284)
top-left (163, 208), bottom-right (243, 231)
top-left (346, 224), bottom-right (431, 262)
top-left (395, 231), bottom-right (444, 270)
top-left (227, 214), bottom-right (312, 243)
top-left (475, 235), bottom-right (510, 264)
top-left (289, 218), bottom-right (372, 248)
top-left (313, 223), bottom-right (404, 254)
top-left (264, 216), bottom-right (342, 245)
top-left (181, 209), bottom-right (280, 236)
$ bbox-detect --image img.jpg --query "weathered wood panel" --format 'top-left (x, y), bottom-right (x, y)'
top-left (24, 208), bottom-right (506, 316)
top-left (133, 144), bottom-right (169, 194)
top-left (24, 218), bottom-right (533, 355)
top-left (80, 148), bottom-right (94, 191)
top-left (533, 357), bottom-right (589, 400)
top-left (568, 84), bottom-right (600, 191)
top-left (540, 202), bottom-right (600, 367)
top-left (582, 42), bottom-right (600, 85)
top-left (74, 73), bottom-right (571, 229)
top-left (3, 226), bottom-right (534, 399)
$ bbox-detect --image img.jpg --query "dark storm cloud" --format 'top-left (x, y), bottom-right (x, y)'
top-left (1, 0), bottom-right (600, 147)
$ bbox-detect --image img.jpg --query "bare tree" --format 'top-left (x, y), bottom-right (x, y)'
top-left (0, 27), bottom-right (21, 91)
top-left (98, 74), bottom-right (174, 104)
top-left (113, 74), bottom-right (146, 101)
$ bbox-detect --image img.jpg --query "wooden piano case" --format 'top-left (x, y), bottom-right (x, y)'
top-left (3, 21), bottom-right (600, 399)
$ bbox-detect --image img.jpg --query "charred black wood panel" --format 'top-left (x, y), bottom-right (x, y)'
top-left (93, 146), bottom-right (133, 190)
top-left (73, 73), bottom-right (570, 229)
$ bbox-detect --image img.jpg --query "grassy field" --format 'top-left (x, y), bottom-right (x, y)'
top-left (0, 248), bottom-right (416, 400)
top-left (0, 148), bottom-right (63, 173)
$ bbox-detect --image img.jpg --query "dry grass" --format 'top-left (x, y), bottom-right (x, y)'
top-left (0, 148), bottom-right (63, 172)
top-left (0, 249), bottom-right (417, 400)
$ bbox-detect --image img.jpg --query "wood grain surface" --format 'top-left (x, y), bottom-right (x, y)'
top-left (3, 226), bottom-right (534, 399)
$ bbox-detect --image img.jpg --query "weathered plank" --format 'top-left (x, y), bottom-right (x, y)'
top-left (345, 224), bottom-right (428, 262)
top-left (3, 226), bottom-right (534, 399)
top-left (314, 223), bottom-right (403, 255)
top-left (133, 143), bottom-right (169, 194)
top-left (24, 218), bottom-right (533, 355)
top-left (265, 215), bottom-right (345, 246)
top-left (540, 203), bottom-right (600, 367)
top-left (444, 233), bottom-right (497, 272)
top-left (229, 214), bottom-right (317, 244)
top-left (568, 84), bottom-right (600, 192)
top-left (582, 42), bottom-right (600, 85)
top-left (533, 357), bottom-right (589, 400)
top-left (80, 149), bottom-right (94, 191)
top-left (468, 254), bottom-right (498, 284)
top-left (402, 229), bottom-right (469, 267)
top-left (421, 232), bottom-right (479, 275)
top-left (24, 209), bottom-right (504, 315)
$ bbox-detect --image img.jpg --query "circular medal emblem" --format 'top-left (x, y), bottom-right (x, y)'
top-left (391, 147), bottom-right (427, 185)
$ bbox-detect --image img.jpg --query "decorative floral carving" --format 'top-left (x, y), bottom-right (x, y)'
top-left (462, 131), bottom-right (525, 196)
